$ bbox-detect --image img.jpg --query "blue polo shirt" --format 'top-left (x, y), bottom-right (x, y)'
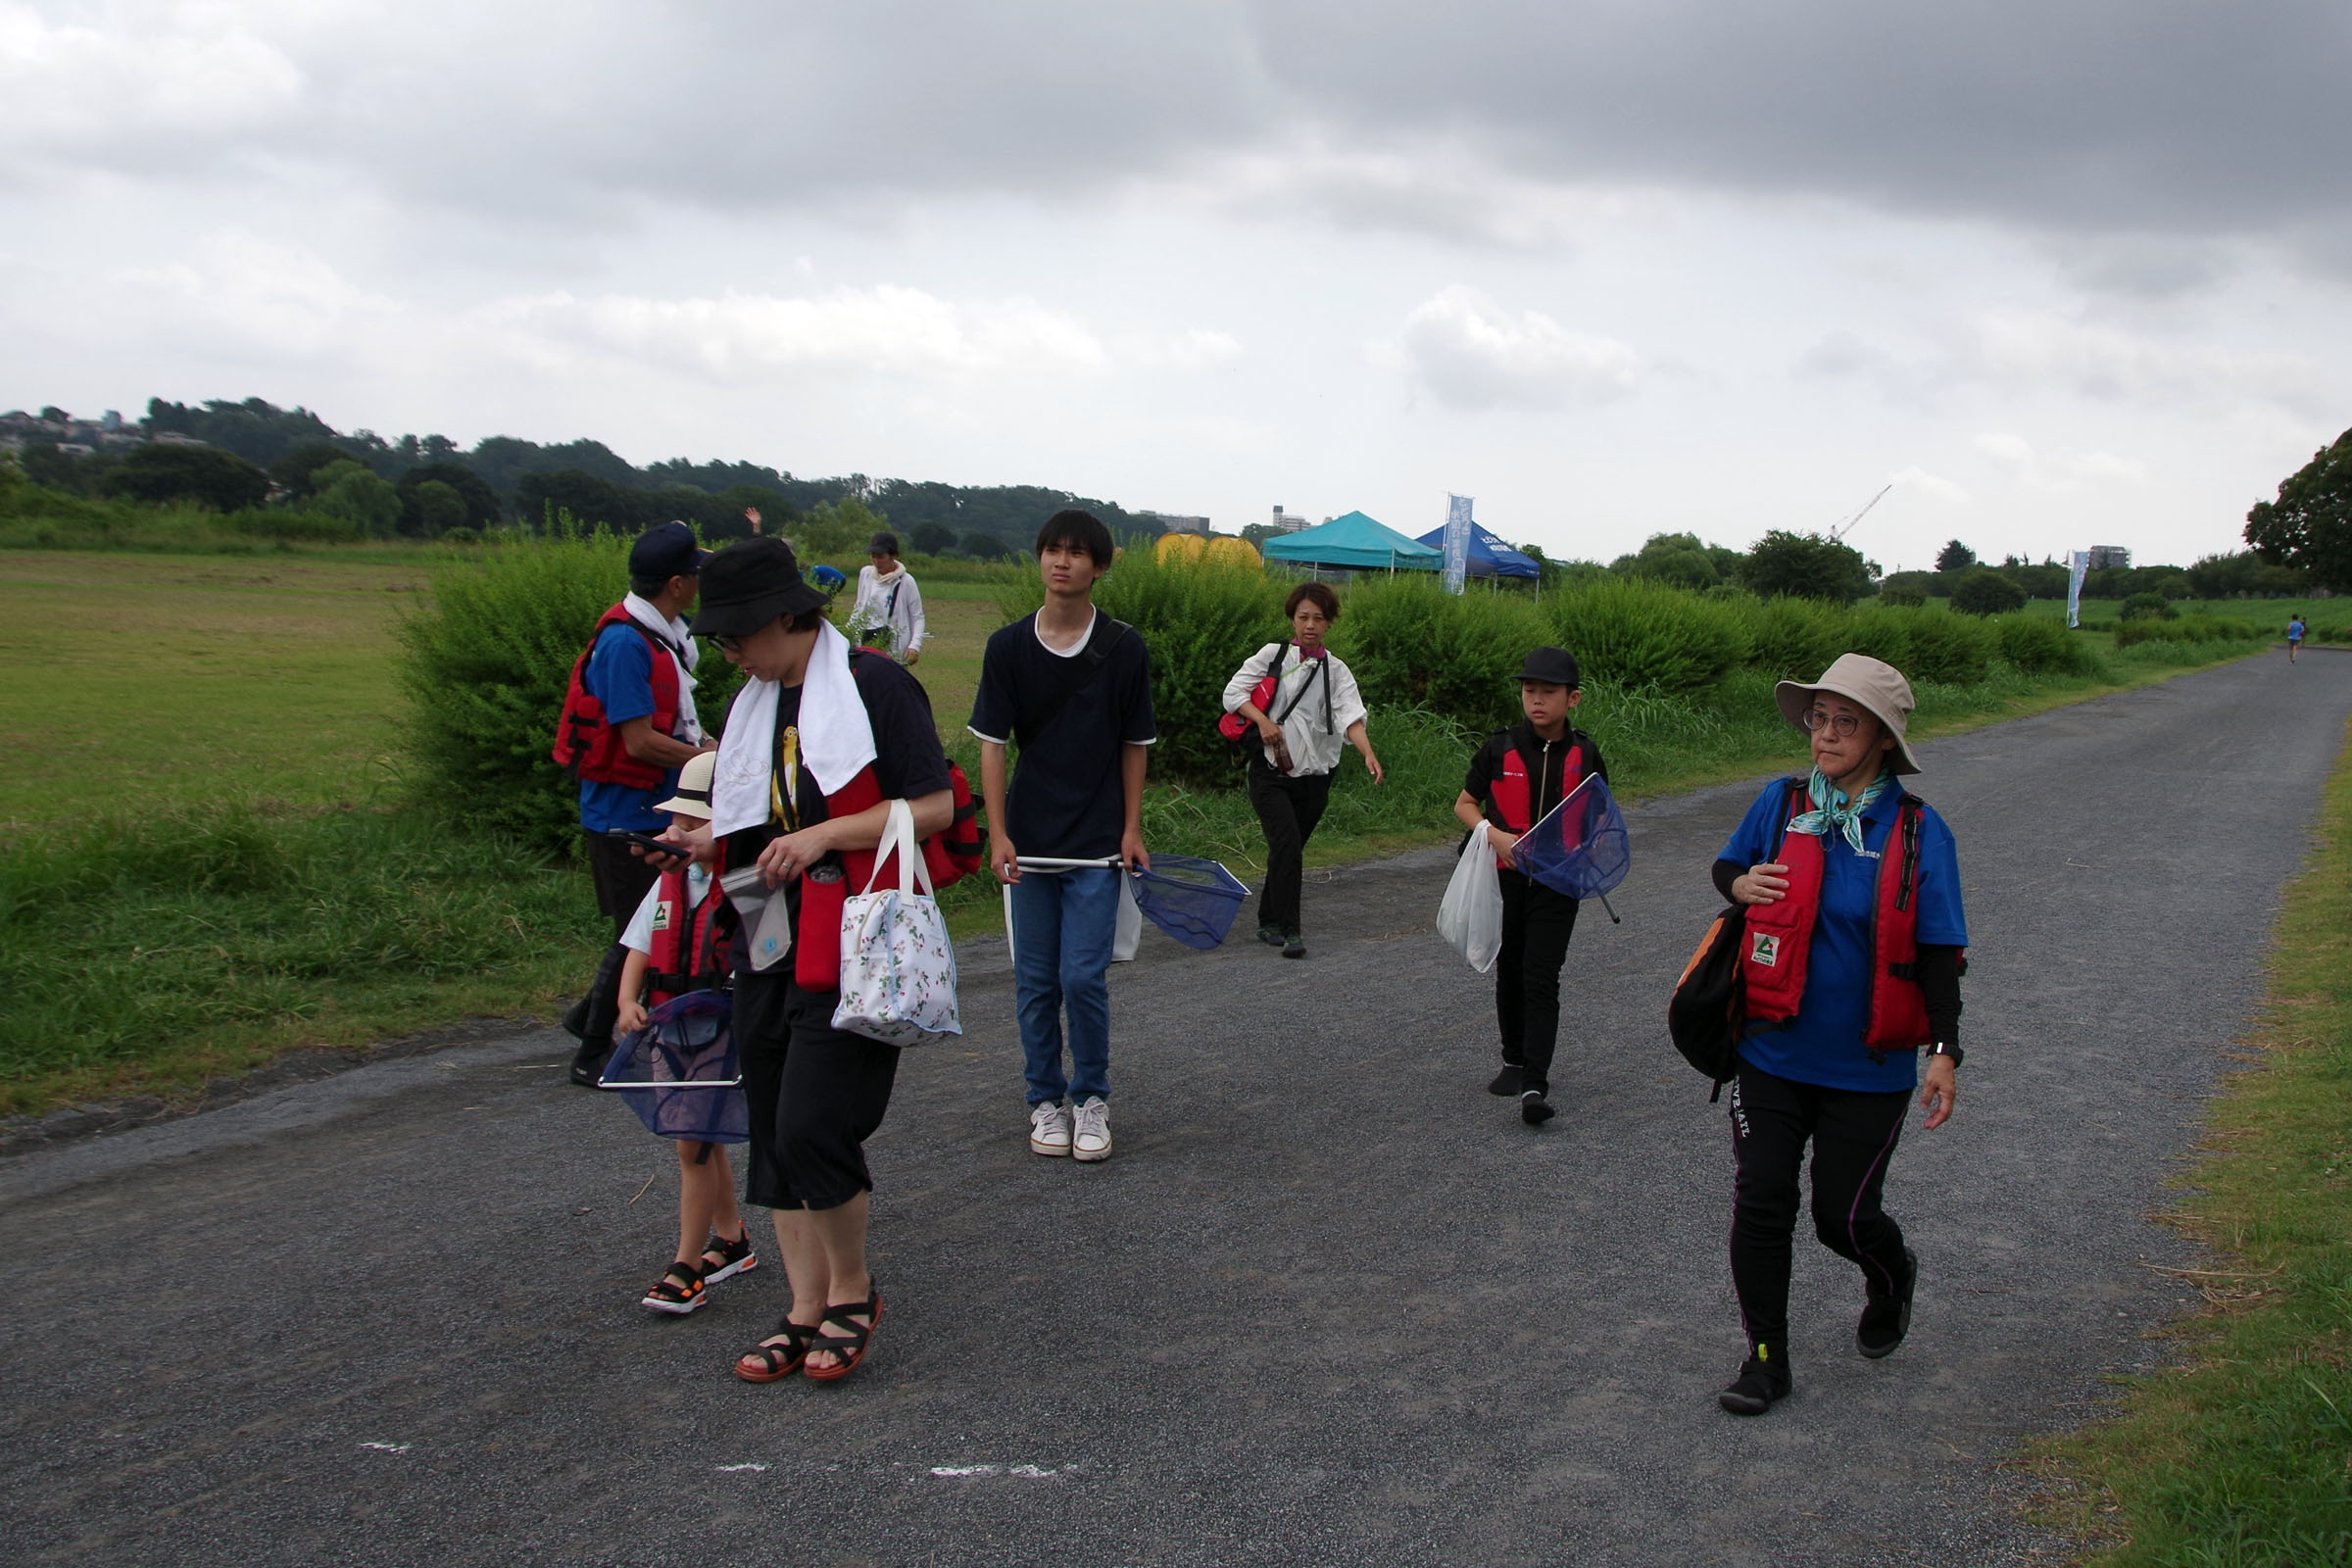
top-left (576, 622), bottom-right (674, 834)
top-left (1718, 776), bottom-right (1968, 1092)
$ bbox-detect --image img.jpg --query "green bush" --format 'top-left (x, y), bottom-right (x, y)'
top-left (1833, 606), bottom-right (1915, 671)
top-left (995, 555), bottom-right (1286, 785)
top-left (1900, 610), bottom-right (1998, 685)
top-left (1879, 584), bottom-right (1926, 609)
top-left (1738, 596), bottom-right (1844, 680)
top-left (1950, 570), bottom-right (2028, 615)
top-left (2114, 614), bottom-right (2261, 650)
top-left (1548, 577), bottom-right (1750, 692)
top-left (1329, 575), bottom-right (1550, 735)
top-left (2120, 591), bottom-right (2176, 621)
top-left (1994, 613), bottom-right (2097, 675)
top-left (395, 529), bottom-right (747, 855)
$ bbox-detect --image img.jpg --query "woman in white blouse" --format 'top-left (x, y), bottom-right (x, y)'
top-left (1221, 581), bottom-right (1383, 958)
top-left (846, 531), bottom-right (926, 664)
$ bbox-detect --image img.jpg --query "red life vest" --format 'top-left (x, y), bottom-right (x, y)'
top-left (551, 605), bottom-right (683, 790)
top-left (1739, 780), bottom-right (1939, 1051)
top-left (644, 865), bottom-right (729, 1007)
top-left (1488, 733), bottom-right (1589, 867)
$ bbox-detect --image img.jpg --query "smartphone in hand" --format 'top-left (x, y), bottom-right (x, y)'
top-left (613, 830), bottom-right (692, 861)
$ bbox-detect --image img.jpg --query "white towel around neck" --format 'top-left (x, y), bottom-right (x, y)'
top-left (621, 592), bottom-right (704, 744)
top-left (709, 619), bottom-right (877, 839)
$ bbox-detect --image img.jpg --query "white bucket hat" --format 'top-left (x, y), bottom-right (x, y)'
top-left (652, 749), bottom-right (718, 818)
top-left (1774, 654), bottom-right (1921, 775)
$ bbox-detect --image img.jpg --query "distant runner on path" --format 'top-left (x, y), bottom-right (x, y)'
top-left (2287, 612), bottom-right (2306, 663)
top-left (1710, 654), bottom-right (1968, 1418)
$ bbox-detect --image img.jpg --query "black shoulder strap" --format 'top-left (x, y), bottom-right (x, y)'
top-left (1024, 616), bottom-right (1132, 745)
top-left (1271, 655), bottom-right (1326, 726)
top-left (1767, 776), bottom-right (1807, 860)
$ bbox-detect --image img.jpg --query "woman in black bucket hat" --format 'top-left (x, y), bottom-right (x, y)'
top-left (1707, 654), bottom-right (1970, 1415)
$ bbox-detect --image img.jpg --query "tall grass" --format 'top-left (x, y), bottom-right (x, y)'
top-left (0, 804), bottom-right (606, 1111)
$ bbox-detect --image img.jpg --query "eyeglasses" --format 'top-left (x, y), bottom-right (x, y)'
top-left (1800, 709), bottom-right (1863, 738)
top-left (714, 634), bottom-right (745, 654)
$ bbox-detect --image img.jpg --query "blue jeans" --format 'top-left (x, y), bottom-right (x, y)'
top-left (1009, 867), bottom-right (1118, 1105)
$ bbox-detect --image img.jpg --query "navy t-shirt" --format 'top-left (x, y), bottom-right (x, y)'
top-left (578, 621), bottom-right (671, 834)
top-left (1717, 777), bottom-right (1968, 1092)
top-left (967, 611), bottom-right (1156, 859)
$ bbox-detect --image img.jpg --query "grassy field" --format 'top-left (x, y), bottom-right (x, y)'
top-left (0, 557), bottom-right (2281, 1117)
top-left (2030, 717), bottom-right (2352, 1564)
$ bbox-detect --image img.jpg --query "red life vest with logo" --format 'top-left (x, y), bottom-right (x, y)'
top-left (644, 865), bottom-right (728, 1006)
top-left (1739, 780), bottom-right (1938, 1051)
top-left (1488, 732), bottom-right (1589, 867)
top-left (551, 605), bottom-right (683, 790)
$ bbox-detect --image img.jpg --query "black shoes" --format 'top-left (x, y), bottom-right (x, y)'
top-left (1282, 932), bottom-right (1306, 958)
top-left (1857, 1248), bottom-right (1919, 1358)
top-left (568, 1041), bottom-right (612, 1088)
top-left (1487, 1064), bottom-right (1525, 1097)
top-left (1257, 923), bottom-right (1284, 948)
top-left (1718, 1345), bottom-right (1790, 1416)
top-left (1519, 1089), bottom-right (1556, 1125)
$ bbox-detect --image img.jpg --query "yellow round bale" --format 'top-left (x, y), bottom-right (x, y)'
top-left (1153, 532), bottom-right (1208, 565)
top-left (1202, 535), bottom-right (1261, 568)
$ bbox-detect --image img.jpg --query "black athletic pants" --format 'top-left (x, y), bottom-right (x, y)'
top-left (1248, 760), bottom-right (1335, 936)
top-left (577, 831), bottom-right (663, 1051)
top-left (734, 968), bottom-right (902, 1213)
top-left (1494, 865), bottom-right (1579, 1093)
top-left (1727, 1060), bottom-right (1912, 1350)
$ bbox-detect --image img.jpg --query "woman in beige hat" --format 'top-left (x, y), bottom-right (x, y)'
top-left (1707, 654), bottom-right (1968, 1416)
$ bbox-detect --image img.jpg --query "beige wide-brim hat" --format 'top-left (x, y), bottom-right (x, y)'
top-left (1774, 653), bottom-right (1922, 775)
top-left (652, 749), bottom-right (718, 818)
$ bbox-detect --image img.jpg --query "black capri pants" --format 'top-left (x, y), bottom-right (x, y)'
top-left (734, 967), bottom-right (902, 1213)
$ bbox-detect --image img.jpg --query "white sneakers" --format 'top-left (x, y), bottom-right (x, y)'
top-left (1028, 1098), bottom-right (1112, 1161)
top-left (1029, 1101), bottom-right (1073, 1156)
top-left (1071, 1098), bottom-right (1111, 1161)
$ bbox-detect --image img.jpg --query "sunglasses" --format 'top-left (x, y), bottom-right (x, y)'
top-left (1800, 709), bottom-right (1865, 738)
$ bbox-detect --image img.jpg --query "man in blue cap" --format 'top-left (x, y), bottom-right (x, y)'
top-left (555, 520), bottom-right (717, 1084)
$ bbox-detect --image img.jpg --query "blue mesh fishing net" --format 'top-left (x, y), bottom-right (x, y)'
top-left (598, 990), bottom-right (749, 1144)
top-left (1128, 855), bottom-right (1250, 950)
top-left (1511, 774), bottom-right (1632, 900)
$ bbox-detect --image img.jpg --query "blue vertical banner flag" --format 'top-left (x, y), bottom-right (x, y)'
top-left (1442, 494), bottom-right (1474, 595)
top-left (2066, 550), bottom-right (2089, 628)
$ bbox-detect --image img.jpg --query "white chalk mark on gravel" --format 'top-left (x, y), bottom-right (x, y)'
top-left (360, 1442), bottom-right (411, 1453)
top-left (714, 1463), bottom-right (769, 1473)
top-left (928, 1462), bottom-right (1067, 1479)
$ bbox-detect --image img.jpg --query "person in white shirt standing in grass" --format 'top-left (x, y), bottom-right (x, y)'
top-left (848, 531), bottom-right (926, 665)
top-left (1221, 581), bottom-right (1383, 959)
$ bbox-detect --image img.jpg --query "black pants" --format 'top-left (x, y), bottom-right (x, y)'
top-left (1248, 760), bottom-right (1335, 935)
top-left (1727, 1061), bottom-right (1912, 1349)
top-left (577, 831), bottom-right (663, 1049)
top-left (1494, 866), bottom-right (1579, 1093)
top-left (734, 967), bottom-right (902, 1213)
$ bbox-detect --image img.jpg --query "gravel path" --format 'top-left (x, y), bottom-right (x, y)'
top-left (4, 651), bottom-right (2345, 1567)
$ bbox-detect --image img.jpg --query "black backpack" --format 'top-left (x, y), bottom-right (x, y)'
top-left (1667, 906), bottom-right (1745, 1100)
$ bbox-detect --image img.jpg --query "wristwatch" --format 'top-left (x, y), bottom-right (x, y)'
top-left (1927, 1041), bottom-right (1964, 1068)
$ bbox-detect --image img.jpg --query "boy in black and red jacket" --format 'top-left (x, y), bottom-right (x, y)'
top-left (1451, 647), bottom-right (1608, 1126)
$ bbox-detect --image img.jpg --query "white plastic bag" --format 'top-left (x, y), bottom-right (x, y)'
top-left (833, 800), bottom-right (961, 1047)
top-left (1112, 869), bottom-right (1142, 962)
top-left (1437, 823), bottom-right (1505, 973)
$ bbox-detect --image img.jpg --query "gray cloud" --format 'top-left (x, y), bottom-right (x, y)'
top-left (8, 0), bottom-right (2350, 255)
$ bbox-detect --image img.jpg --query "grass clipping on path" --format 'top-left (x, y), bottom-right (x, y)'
top-left (2031, 720), bottom-right (2352, 1565)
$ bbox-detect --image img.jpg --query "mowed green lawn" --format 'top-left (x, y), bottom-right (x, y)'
top-left (0, 552), bottom-right (1008, 835)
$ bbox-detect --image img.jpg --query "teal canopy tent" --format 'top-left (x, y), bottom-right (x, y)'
top-left (1260, 511), bottom-right (1444, 574)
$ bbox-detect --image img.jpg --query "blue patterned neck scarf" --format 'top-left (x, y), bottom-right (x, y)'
top-left (1788, 766), bottom-right (1889, 855)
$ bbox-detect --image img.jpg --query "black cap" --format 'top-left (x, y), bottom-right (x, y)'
top-left (689, 537), bottom-right (830, 637)
top-left (1518, 646), bottom-right (1580, 688)
top-left (629, 520), bottom-right (709, 581)
top-left (867, 531), bottom-right (900, 556)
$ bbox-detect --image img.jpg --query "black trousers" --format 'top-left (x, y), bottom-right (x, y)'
top-left (1494, 866), bottom-right (1579, 1092)
top-left (734, 967), bottom-right (902, 1213)
top-left (1727, 1060), bottom-right (1912, 1350)
top-left (577, 831), bottom-right (663, 1049)
top-left (1248, 760), bottom-right (1335, 935)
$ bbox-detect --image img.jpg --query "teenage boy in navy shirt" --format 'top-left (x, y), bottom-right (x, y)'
top-left (969, 511), bottom-right (1155, 1162)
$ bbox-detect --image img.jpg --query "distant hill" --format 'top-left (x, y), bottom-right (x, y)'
top-left (23, 395), bottom-right (1164, 552)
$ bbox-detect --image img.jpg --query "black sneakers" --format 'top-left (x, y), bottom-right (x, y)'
top-left (1487, 1064), bottom-right (1525, 1097)
top-left (1282, 932), bottom-right (1306, 958)
top-left (1857, 1248), bottom-right (1919, 1358)
top-left (1519, 1089), bottom-right (1556, 1125)
top-left (1718, 1345), bottom-right (1790, 1415)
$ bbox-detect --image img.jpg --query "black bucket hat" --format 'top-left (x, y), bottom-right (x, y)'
top-left (689, 537), bottom-right (829, 638)
top-left (1518, 646), bottom-right (1581, 688)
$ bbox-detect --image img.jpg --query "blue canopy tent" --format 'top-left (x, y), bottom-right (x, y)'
top-left (1413, 521), bottom-right (1543, 580)
top-left (1260, 511), bottom-right (1444, 575)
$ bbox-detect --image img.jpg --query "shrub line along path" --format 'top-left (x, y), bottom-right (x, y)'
top-left (1, 653), bottom-right (2344, 1566)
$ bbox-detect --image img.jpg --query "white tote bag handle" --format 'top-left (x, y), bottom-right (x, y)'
top-left (857, 799), bottom-right (933, 900)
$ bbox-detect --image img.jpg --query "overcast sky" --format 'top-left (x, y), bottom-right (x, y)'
top-left (7, 0), bottom-right (2351, 569)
